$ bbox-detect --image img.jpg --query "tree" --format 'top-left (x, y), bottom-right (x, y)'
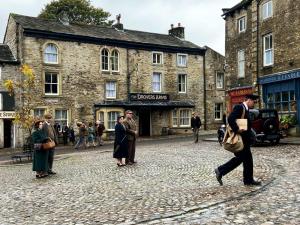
top-left (4, 64), bottom-right (39, 135)
top-left (38, 0), bottom-right (113, 26)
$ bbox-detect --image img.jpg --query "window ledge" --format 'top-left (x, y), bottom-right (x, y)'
top-left (262, 65), bottom-right (274, 69)
top-left (112, 71), bottom-right (120, 75)
top-left (43, 63), bottom-right (60, 67)
top-left (43, 95), bottom-right (62, 98)
top-left (101, 71), bottom-right (110, 75)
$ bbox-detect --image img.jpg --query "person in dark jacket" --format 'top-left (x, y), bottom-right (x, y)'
top-left (62, 123), bottom-right (69, 145)
top-left (214, 94), bottom-right (262, 186)
top-left (191, 112), bottom-right (202, 143)
top-left (96, 120), bottom-right (105, 146)
top-left (113, 116), bottom-right (128, 166)
top-left (32, 120), bottom-right (49, 178)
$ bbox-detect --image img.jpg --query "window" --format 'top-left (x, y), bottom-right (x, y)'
top-left (98, 111), bottom-right (104, 122)
top-left (55, 109), bottom-right (68, 132)
top-left (216, 72), bottom-right (224, 89)
top-left (177, 54), bottom-right (187, 67)
top-left (111, 50), bottom-right (119, 71)
top-left (45, 72), bottom-right (58, 95)
top-left (0, 66), bottom-right (2, 80)
top-left (263, 33), bottom-right (273, 66)
top-left (108, 111), bottom-right (120, 130)
top-left (172, 110), bottom-right (178, 127)
top-left (44, 43), bottom-right (58, 64)
top-left (178, 74), bottom-right (187, 93)
top-left (106, 81), bottom-right (116, 98)
top-left (262, 1), bottom-right (273, 20)
top-left (238, 50), bottom-right (245, 78)
top-left (238, 16), bottom-right (246, 33)
top-left (0, 93), bottom-right (2, 111)
top-left (215, 103), bottom-right (223, 120)
top-left (101, 48), bottom-right (109, 71)
top-left (34, 108), bottom-right (45, 118)
top-left (179, 109), bottom-right (190, 127)
top-left (267, 91), bottom-right (296, 113)
top-left (152, 72), bottom-right (162, 92)
top-left (152, 52), bottom-right (163, 64)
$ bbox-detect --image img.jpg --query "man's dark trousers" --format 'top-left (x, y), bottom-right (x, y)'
top-left (48, 148), bottom-right (55, 171)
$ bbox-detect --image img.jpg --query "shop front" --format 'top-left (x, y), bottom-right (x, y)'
top-left (227, 86), bottom-right (254, 112)
top-left (94, 93), bottom-right (194, 139)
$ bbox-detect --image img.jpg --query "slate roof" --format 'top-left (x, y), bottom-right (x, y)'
top-left (222, 0), bottom-right (252, 17)
top-left (10, 14), bottom-right (204, 54)
top-left (0, 44), bottom-right (17, 63)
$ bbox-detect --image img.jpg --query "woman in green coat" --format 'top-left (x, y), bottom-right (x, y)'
top-left (32, 120), bottom-right (49, 178)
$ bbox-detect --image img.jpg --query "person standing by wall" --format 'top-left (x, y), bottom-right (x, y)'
top-left (95, 120), bottom-right (105, 146)
top-left (74, 122), bottom-right (87, 150)
top-left (123, 110), bottom-right (138, 165)
top-left (87, 122), bottom-right (96, 147)
top-left (42, 113), bottom-right (58, 175)
top-left (191, 112), bottom-right (202, 143)
top-left (62, 123), bottom-right (69, 146)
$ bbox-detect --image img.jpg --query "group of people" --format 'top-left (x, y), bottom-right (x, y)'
top-left (113, 110), bottom-right (138, 166)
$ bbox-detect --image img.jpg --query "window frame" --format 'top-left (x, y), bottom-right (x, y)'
top-left (0, 66), bottom-right (2, 81)
top-left (177, 53), bottom-right (188, 67)
top-left (110, 49), bottom-right (119, 72)
top-left (214, 103), bottom-right (223, 120)
top-left (263, 33), bottom-right (273, 67)
top-left (105, 81), bottom-right (117, 99)
top-left (152, 72), bottom-right (162, 93)
top-left (238, 49), bottom-right (245, 78)
top-left (238, 16), bottom-right (246, 33)
top-left (44, 43), bottom-right (58, 64)
top-left (54, 109), bottom-right (68, 133)
top-left (172, 109), bottom-right (178, 127)
top-left (107, 111), bottom-right (120, 131)
top-left (44, 72), bottom-right (59, 96)
top-left (179, 109), bottom-right (191, 127)
top-left (178, 74), bottom-right (187, 93)
top-left (101, 48), bottom-right (110, 71)
top-left (216, 72), bottom-right (224, 89)
top-left (262, 0), bottom-right (273, 20)
top-left (152, 52), bottom-right (163, 65)
top-left (33, 108), bottom-right (46, 119)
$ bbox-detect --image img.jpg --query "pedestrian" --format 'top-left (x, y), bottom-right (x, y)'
top-left (123, 110), bottom-right (138, 165)
top-left (95, 120), bottom-right (105, 146)
top-left (74, 122), bottom-right (87, 150)
top-left (69, 126), bottom-right (75, 145)
top-left (191, 112), bottom-right (202, 143)
top-left (113, 116), bottom-right (128, 166)
top-left (62, 123), bottom-right (69, 145)
top-left (87, 122), bottom-right (96, 147)
top-left (42, 113), bottom-right (58, 175)
top-left (214, 94), bottom-right (262, 186)
top-left (32, 120), bottom-right (49, 178)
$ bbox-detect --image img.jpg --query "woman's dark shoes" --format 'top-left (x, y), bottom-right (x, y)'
top-left (36, 174), bottom-right (48, 179)
top-left (214, 168), bottom-right (223, 186)
top-left (48, 170), bottom-right (56, 175)
top-left (244, 180), bottom-right (262, 186)
top-left (117, 163), bottom-right (125, 167)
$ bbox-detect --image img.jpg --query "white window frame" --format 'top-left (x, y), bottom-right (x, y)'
top-left (0, 66), bottom-right (2, 81)
top-left (110, 49), bottom-right (119, 72)
top-left (263, 33), bottom-right (273, 66)
top-left (178, 74), bottom-right (187, 93)
top-left (98, 111), bottom-right (104, 122)
top-left (152, 52), bottom-right (163, 65)
top-left (101, 48), bottom-right (109, 71)
top-left (172, 110), bottom-right (178, 127)
top-left (238, 50), bottom-right (245, 78)
top-left (216, 72), bottom-right (224, 89)
top-left (215, 103), bottom-right (223, 120)
top-left (262, 0), bottom-right (273, 20)
top-left (44, 72), bottom-right (59, 96)
top-left (179, 109), bottom-right (191, 127)
top-left (44, 43), bottom-right (58, 64)
top-left (34, 108), bottom-right (46, 119)
top-left (55, 109), bottom-right (68, 132)
top-left (105, 81), bottom-right (116, 99)
top-left (177, 53), bottom-right (188, 67)
top-left (238, 16), bottom-right (246, 33)
top-left (0, 93), bottom-right (2, 111)
top-left (152, 72), bottom-right (162, 93)
top-left (107, 111), bottom-right (120, 131)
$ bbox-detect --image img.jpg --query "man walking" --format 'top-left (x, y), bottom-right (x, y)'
top-left (96, 120), bottom-right (105, 146)
top-left (191, 112), bottom-right (202, 143)
top-left (214, 94), bottom-right (261, 186)
top-left (123, 110), bottom-right (138, 165)
top-left (42, 113), bottom-right (59, 175)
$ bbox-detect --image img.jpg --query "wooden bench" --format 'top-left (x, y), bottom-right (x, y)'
top-left (11, 144), bottom-right (33, 163)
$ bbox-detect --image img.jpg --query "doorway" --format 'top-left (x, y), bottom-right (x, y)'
top-left (139, 109), bottom-right (151, 136)
top-left (4, 119), bottom-right (12, 148)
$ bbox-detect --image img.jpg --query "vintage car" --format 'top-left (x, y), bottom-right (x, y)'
top-left (249, 109), bottom-right (281, 145)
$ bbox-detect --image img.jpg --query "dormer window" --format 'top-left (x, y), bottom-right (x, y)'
top-left (44, 44), bottom-right (58, 64)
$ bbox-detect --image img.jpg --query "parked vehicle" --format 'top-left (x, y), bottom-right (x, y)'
top-left (249, 109), bottom-right (281, 145)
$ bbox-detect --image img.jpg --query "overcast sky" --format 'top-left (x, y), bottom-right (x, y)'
top-left (0, 0), bottom-right (241, 55)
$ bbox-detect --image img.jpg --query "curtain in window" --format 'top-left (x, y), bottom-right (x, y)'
top-left (106, 82), bottom-right (116, 98)
top-left (44, 44), bottom-right (58, 63)
top-left (152, 73), bottom-right (161, 92)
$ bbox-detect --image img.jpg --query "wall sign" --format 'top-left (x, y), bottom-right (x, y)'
top-left (0, 111), bottom-right (16, 119)
top-left (130, 93), bottom-right (169, 101)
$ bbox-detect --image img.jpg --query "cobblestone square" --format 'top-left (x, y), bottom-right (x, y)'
top-left (0, 138), bottom-right (299, 225)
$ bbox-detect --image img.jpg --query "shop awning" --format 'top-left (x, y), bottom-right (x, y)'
top-left (94, 100), bottom-right (195, 108)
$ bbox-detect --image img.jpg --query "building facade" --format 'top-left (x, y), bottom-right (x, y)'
top-left (2, 14), bottom-right (225, 147)
top-left (222, 0), bottom-right (300, 129)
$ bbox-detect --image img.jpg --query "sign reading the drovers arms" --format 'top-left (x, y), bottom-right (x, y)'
top-left (130, 93), bottom-right (169, 101)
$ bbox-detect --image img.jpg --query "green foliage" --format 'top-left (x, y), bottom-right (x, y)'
top-left (280, 114), bottom-right (297, 126)
top-left (38, 0), bottom-right (113, 26)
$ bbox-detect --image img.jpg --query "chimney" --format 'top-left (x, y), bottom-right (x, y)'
top-left (112, 14), bottom-right (124, 30)
top-left (168, 22), bottom-right (185, 39)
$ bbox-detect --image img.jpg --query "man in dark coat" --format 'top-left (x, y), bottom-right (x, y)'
top-left (214, 94), bottom-right (261, 186)
top-left (191, 112), bottom-right (202, 143)
top-left (123, 110), bottom-right (138, 165)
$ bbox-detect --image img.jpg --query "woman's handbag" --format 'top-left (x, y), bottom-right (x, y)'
top-left (42, 138), bottom-right (56, 150)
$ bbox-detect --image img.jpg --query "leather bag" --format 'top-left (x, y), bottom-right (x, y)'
top-left (42, 138), bottom-right (56, 150)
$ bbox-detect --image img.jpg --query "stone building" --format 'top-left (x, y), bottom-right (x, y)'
top-left (2, 13), bottom-right (225, 147)
top-left (222, 0), bottom-right (300, 128)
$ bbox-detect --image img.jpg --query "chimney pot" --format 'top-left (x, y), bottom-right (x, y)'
top-left (171, 24), bottom-right (174, 29)
top-left (178, 22), bottom-right (181, 27)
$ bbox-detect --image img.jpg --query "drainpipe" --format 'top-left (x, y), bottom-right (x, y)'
top-left (256, 0), bottom-right (261, 109)
top-left (203, 51), bottom-right (207, 130)
top-left (126, 49), bottom-right (131, 102)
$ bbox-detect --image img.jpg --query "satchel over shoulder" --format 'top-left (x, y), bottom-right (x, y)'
top-left (42, 138), bottom-right (56, 150)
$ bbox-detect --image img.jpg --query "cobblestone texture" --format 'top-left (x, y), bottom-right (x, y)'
top-left (0, 139), bottom-right (299, 225)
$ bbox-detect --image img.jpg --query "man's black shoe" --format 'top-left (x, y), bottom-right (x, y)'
top-left (48, 171), bottom-right (57, 175)
top-left (214, 168), bottom-right (223, 186)
top-left (244, 180), bottom-right (261, 186)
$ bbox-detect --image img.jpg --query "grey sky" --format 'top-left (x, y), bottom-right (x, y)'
top-left (0, 0), bottom-right (240, 54)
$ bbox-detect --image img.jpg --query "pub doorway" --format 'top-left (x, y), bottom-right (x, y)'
top-left (4, 119), bottom-right (12, 148)
top-left (139, 108), bottom-right (151, 136)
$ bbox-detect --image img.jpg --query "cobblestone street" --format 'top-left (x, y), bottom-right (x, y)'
top-left (0, 138), bottom-right (299, 225)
